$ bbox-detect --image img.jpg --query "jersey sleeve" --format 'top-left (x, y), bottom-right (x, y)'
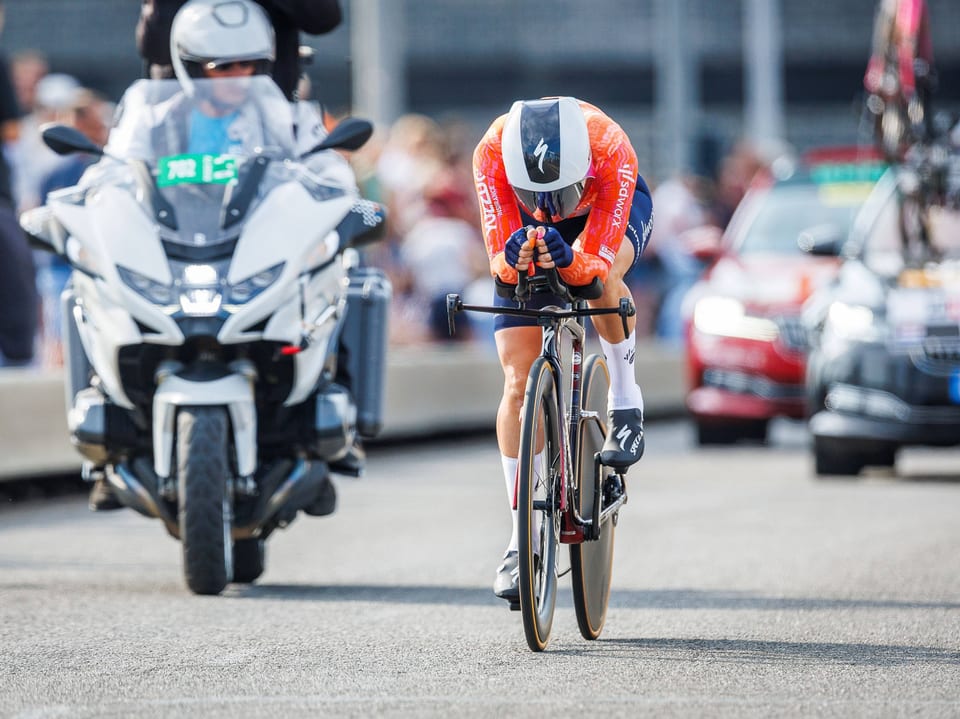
top-left (472, 116), bottom-right (525, 284)
top-left (556, 105), bottom-right (639, 286)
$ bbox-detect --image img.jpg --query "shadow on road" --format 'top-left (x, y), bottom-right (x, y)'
top-left (227, 583), bottom-right (960, 613)
top-left (552, 636), bottom-right (960, 666)
top-left (608, 588), bottom-right (960, 611)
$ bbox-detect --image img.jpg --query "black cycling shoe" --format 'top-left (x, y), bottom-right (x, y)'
top-left (599, 408), bottom-right (645, 470)
top-left (303, 474), bottom-right (337, 516)
top-left (493, 550), bottom-right (520, 601)
top-left (88, 478), bottom-right (123, 511)
top-left (329, 441), bottom-right (365, 477)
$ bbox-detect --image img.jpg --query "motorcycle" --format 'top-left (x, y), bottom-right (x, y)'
top-left (20, 77), bottom-right (390, 595)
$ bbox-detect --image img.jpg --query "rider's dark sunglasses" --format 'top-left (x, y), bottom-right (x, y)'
top-left (204, 60), bottom-right (257, 73)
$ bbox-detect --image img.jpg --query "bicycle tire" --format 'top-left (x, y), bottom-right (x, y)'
top-left (517, 357), bottom-right (563, 652)
top-left (570, 354), bottom-right (616, 640)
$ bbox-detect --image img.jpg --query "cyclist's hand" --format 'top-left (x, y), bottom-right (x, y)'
top-left (505, 226), bottom-right (538, 272)
top-left (535, 226), bottom-right (573, 268)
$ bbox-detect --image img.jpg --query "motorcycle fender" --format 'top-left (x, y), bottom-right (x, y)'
top-left (152, 373), bottom-right (257, 480)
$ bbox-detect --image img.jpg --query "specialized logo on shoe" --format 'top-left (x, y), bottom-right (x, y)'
top-left (616, 424), bottom-right (632, 451)
top-left (630, 433), bottom-right (643, 455)
top-left (624, 347), bottom-right (635, 364)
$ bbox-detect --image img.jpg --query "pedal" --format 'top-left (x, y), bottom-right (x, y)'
top-left (509, 601), bottom-right (520, 612)
top-left (602, 472), bottom-right (626, 506)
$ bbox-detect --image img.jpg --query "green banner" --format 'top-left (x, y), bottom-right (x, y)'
top-left (157, 154), bottom-right (239, 187)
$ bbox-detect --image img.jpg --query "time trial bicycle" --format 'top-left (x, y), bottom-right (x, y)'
top-left (447, 267), bottom-right (634, 651)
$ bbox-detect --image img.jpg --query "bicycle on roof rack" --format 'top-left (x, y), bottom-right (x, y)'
top-left (447, 266), bottom-right (635, 651)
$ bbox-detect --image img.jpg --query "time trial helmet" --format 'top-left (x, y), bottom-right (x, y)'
top-left (501, 97), bottom-right (593, 222)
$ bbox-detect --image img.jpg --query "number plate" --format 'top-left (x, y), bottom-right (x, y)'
top-left (157, 154), bottom-right (238, 187)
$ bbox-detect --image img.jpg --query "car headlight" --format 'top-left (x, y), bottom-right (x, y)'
top-left (226, 262), bottom-right (285, 304)
top-left (825, 301), bottom-right (885, 342)
top-left (693, 296), bottom-right (779, 342)
top-left (118, 265), bottom-right (176, 305)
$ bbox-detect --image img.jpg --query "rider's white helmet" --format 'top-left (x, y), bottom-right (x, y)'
top-left (170, 0), bottom-right (275, 96)
top-left (501, 97), bottom-right (593, 223)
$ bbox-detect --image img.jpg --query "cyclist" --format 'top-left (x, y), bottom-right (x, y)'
top-left (863, 0), bottom-right (937, 159)
top-left (473, 96), bottom-right (653, 601)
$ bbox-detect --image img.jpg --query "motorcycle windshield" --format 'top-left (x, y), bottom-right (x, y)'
top-left (103, 77), bottom-right (298, 248)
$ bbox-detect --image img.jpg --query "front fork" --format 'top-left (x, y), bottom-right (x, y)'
top-left (151, 359), bottom-right (258, 491)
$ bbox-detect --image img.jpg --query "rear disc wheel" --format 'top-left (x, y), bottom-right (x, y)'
top-left (571, 354), bottom-right (616, 640)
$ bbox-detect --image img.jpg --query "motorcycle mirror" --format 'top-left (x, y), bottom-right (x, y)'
top-left (41, 123), bottom-right (105, 157)
top-left (303, 118), bottom-right (374, 156)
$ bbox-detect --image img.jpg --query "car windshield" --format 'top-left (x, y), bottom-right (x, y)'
top-left (736, 182), bottom-right (872, 256)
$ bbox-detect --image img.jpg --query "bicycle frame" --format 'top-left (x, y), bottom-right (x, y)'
top-left (446, 269), bottom-right (633, 543)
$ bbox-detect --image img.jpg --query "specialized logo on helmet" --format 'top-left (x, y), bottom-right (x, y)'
top-left (534, 138), bottom-right (549, 173)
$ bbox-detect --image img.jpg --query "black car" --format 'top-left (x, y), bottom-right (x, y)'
top-left (803, 167), bottom-right (960, 476)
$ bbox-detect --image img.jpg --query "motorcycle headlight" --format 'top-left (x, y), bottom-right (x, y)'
top-left (693, 296), bottom-right (779, 342)
top-left (118, 265), bottom-right (176, 305)
top-left (226, 262), bottom-right (284, 304)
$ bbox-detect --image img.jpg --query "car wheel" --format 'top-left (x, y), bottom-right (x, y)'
top-left (864, 443), bottom-right (897, 470)
top-left (813, 436), bottom-right (866, 477)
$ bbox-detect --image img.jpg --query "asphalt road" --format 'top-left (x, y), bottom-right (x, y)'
top-left (1, 420), bottom-right (958, 718)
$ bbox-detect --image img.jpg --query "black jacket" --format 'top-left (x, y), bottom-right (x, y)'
top-left (137, 0), bottom-right (342, 100)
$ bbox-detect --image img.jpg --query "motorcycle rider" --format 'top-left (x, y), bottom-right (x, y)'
top-left (136, 0), bottom-right (342, 102)
top-left (86, 0), bottom-right (356, 514)
top-left (473, 97), bottom-right (653, 601)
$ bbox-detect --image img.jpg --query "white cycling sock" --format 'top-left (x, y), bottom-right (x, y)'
top-left (599, 329), bottom-right (644, 411)
top-left (501, 452), bottom-right (544, 555)
top-left (501, 455), bottom-right (519, 552)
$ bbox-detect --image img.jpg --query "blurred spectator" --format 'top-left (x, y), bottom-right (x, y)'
top-left (9, 49), bottom-right (46, 118)
top-left (644, 172), bottom-right (715, 344)
top-left (7, 70), bottom-right (80, 212)
top-left (376, 113), bottom-right (446, 237)
top-left (35, 89), bottom-right (112, 367)
top-left (0, 1), bottom-right (38, 366)
top-left (709, 140), bottom-right (765, 229)
top-left (398, 166), bottom-right (488, 343)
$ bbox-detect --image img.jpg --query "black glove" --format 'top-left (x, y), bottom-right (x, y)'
top-left (504, 226), bottom-right (530, 268)
top-left (539, 226), bottom-right (573, 268)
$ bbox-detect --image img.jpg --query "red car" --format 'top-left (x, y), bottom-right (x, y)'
top-left (683, 152), bottom-right (883, 444)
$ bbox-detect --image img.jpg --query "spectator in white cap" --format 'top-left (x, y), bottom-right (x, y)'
top-left (8, 71), bottom-right (82, 211)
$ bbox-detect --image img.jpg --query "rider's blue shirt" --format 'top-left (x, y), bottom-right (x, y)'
top-left (187, 109), bottom-right (242, 155)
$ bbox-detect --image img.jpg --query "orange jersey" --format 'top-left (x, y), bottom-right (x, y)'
top-left (473, 100), bottom-right (639, 286)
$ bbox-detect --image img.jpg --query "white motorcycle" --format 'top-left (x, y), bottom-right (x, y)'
top-left (21, 77), bottom-right (390, 595)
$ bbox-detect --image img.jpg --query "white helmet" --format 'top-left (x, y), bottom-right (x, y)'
top-left (170, 0), bottom-right (275, 96)
top-left (501, 97), bottom-right (593, 222)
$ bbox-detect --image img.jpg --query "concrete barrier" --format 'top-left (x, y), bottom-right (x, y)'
top-left (0, 341), bottom-right (684, 480)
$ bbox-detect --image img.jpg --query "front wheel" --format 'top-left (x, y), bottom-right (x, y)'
top-left (178, 406), bottom-right (233, 595)
top-left (571, 354), bottom-right (616, 640)
top-left (517, 357), bottom-right (563, 652)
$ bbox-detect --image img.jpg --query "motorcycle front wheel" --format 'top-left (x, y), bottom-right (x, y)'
top-left (177, 406), bottom-right (233, 595)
